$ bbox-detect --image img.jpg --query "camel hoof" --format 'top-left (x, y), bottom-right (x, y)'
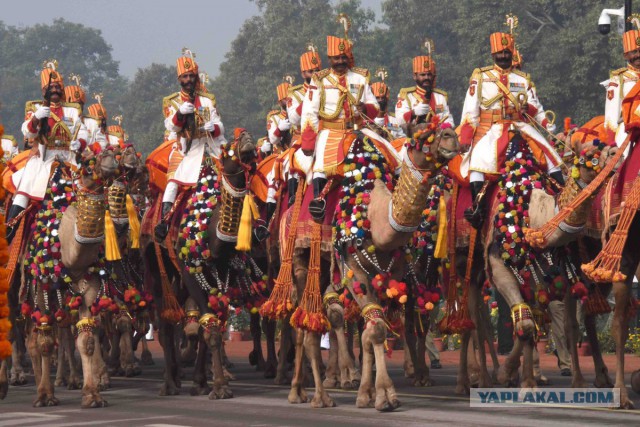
top-left (341, 380), bottom-right (355, 390)
top-left (10, 375), bottom-right (27, 386)
top-left (288, 387), bottom-right (308, 404)
top-left (274, 374), bottom-right (290, 386)
top-left (223, 369), bottom-right (236, 381)
top-left (0, 380), bottom-right (7, 400)
top-left (323, 377), bottom-right (339, 389)
top-left (376, 399), bottom-right (401, 412)
top-left (140, 349), bottom-right (154, 366)
top-left (619, 397), bottom-right (635, 410)
top-left (67, 378), bottom-right (82, 390)
top-left (159, 383), bottom-right (180, 396)
top-left (263, 364), bottom-right (277, 379)
top-left (34, 397), bottom-right (59, 407)
top-left (82, 397), bottom-right (108, 408)
top-left (594, 376), bottom-right (614, 388)
top-left (190, 384), bottom-right (211, 396)
top-left (455, 384), bottom-right (470, 396)
top-left (54, 378), bottom-right (66, 387)
top-left (310, 393), bottom-right (336, 408)
top-left (209, 386), bottom-right (233, 400)
top-left (356, 396), bottom-right (375, 408)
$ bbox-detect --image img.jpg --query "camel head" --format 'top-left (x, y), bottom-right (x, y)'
top-left (406, 119), bottom-right (460, 173)
top-left (118, 144), bottom-right (141, 171)
top-left (222, 128), bottom-right (256, 188)
top-left (78, 147), bottom-right (119, 190)
top-left (570, 138), bottom-right (618, 185)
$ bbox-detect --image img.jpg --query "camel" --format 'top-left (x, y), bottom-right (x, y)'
top-left (277, 121), bottom-right (458, 411)
top-left (18, 148), bottom-right (118, 408)
top-left (145, 130), bottom-right (256, 400)
top-left (484, 133), bottom-right (615, 391)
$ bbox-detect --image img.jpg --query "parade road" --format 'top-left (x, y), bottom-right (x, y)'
top-left (1, 340), bottom-right (639, 426)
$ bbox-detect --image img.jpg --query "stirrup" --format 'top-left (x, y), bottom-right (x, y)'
top-left (309, 197), bottom-right (326, 221)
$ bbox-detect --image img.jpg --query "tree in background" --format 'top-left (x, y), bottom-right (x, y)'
top-left (0, 19), bottom-right (127, 141)
top-left (121, 63), bottom-right (176, 155)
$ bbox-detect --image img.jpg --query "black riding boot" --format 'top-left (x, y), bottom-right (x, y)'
top-left (549, 170), bottom-right (565, 186)
top-left (464, 181), bottom-right (487, 230)
top-left (287, 178), bottom-right (298, 207)
top-left (5, 204), bottom-right (25, 244)
top-left (308, 177), bottom-right (328, 221)
top-left (154, 202), bottom-right (173, 242)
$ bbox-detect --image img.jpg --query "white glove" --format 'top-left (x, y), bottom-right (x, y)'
top-left (70, 140), bottom-right (81, 151)
top-left (413, 103), bottom-right (430, 117)
top-left (34, 106), bottom-right (51, 120)
top-left (277, 118), bottom-right (291, 132)
top-left (203, 121), bottom-right (215, 132)
top-left (546, 122), bottom-right (557, 134)
top-left (373, 117), bottom-right (385, 127)
top-left (261, 142), bottom-right (272, 153)
top-left (179, 102), bottom-right (195, 115)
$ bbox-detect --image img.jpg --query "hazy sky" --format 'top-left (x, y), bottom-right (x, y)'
top-left (2, 0), bottom-right (382, 79)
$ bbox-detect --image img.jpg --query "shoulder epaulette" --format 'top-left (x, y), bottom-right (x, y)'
top-left (25, 100), bottom-right (42, 115)
top-left (162, 92), bottom-right (181, 110)
top-left (398, 86), bottom-right (417, 100)
top-left (266, 110), bottom-right (280, 119)
top-left (433, 88), bottom-right (449, 99)
top-left (288, 84), bottom-right (304, 94)
top-left (350, 67), bottom-right (370, 78)
top-left (2, 135), bottom-right (16, 145)
top-left (198, 91), bottom-right (217, 105)
top-left (611, 67), bottom-right (627, 78)
top-left (479, 66), bottom-right (494, 73)
top-left (314, 68), bottom-right (331, 81)
top-left (62, 102), bottom-right (82, 115)
top-left (511, 69), bottom-right (530, 79)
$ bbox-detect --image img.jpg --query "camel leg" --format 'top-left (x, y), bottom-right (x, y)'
top-left (140, 336), bottom-right (154, 365)
top-left (262, 317), bottom-right (277, 378)
top-left (76, 320), bottom-right (107, 408)
top-left (521, 338), bottom-right (536, 389)
top-left (158, 319), bottom-right (181, 396)
top-left (326, 302), bottom-right (360, 389)
top-left (55, 327), bottom-right (68, 387)
top-left (563, 293), bottom-right (586, 388)
top-left (455, 331), bottom-right (471, 395)
top-left (414, 331), bottom-right (432, 387)
top-left (305, 331), bottom-right (335, 408)
top-left (368, 320), bottom-right (400, 412)
top-left (118, 318), bottom-right (138, 377)
top-left (481, 301), bottom-right (500, 380)
top-left (10, 331), bottom-right (27, 385)
top-left (470, 286), bottom-right (492, 388)
top-left (323, 330), bottom-right (339, 388)
top-left (403, 305), bottom-right (416, 379)
top-left (274, 318), bottom-right (292, 385)
top-left (612, 280), bottom-right (633, 409)
top-left (34, 327), bottom-right (58, 407)
top-left (62, 326), bottom-right (82, 389)
top-left (249, 312), bottom-right (266, 371)
top-left (288, 328), bottom-right (308, 403)
top-left (497, 338), bottom-right (523, 386)
top-left (0, 359), bottom-right (8, 400)
top-left (190, 336), bottom-right (211, 396)
top-left (205, 325), bottom-right (233, 400)
top-left (355, 321), bottom-right (375, 408)
top-left (585, 310), bottom-right (613, 387)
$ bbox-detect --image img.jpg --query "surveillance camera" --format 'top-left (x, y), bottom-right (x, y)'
top-left (599, 11), bottom-right (611, 35)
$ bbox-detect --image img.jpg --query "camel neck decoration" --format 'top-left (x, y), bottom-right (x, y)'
top-left (494, 137), bottom-right (558, 284)
top-left (178, 158), bottom-right (220, 274)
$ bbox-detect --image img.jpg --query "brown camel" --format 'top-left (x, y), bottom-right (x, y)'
top-left (21, 148), bottom-right (118, 408)
top-left (488, 136), bottom-right (615, 391)
top-left (282, 123), bottom-right (458, 411)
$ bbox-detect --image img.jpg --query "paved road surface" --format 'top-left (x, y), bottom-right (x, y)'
top-left (1, 341), bottom-right (640, 426)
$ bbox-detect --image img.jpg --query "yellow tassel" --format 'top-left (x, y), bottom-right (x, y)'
top-left (434, 196), bottom-right (448, 259)
top-left (104, 210), bottom-right (122, 261)
top-left (126, 195), bottom-right (141, 249)
top-left (235, 193), bottom-right (258, 252)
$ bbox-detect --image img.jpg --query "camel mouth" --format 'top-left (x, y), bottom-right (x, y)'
top-left (437, 146), bottom-right (458, 161)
